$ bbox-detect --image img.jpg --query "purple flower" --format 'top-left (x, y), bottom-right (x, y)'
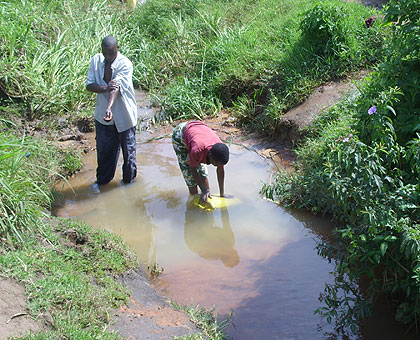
top-left (368, 106), bottom-right (377, 115)
top-left (343, 137), bottom-right (350, 142)
top-left (349, 134), bottom-right (353, 138)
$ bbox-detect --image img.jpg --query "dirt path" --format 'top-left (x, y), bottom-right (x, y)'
top-left (0, 277), bottom-right (45, 340)
top-left (110, 269), bottom-right (203, 340)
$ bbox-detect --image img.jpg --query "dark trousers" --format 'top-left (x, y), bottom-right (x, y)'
top-left (95, 120), bottom-right (137, 185)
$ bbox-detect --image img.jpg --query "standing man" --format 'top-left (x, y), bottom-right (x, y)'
top-left (172, 120), bottom-right (230, 202)
top-left (86, 35), bottom-right (138, 185)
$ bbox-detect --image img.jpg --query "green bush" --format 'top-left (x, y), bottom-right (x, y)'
top-left (263, 0), bottom-right (420, 330)
top-left (355, 0), bottom-right (420, 145)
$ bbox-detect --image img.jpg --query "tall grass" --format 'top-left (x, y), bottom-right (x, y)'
top-left (126, 0), bottom-right (385, 131)
top-left (0, 133), bottom-right (49, 243)
top-left (0, 0), bottom-right (135, 118)
top-left (1, 0), bottom-right (385, 130)
top-left (0, 116), bottom-right (78, 244)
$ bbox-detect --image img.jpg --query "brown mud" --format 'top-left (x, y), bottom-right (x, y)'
top-left (0, 277), bottom-right (46, 340)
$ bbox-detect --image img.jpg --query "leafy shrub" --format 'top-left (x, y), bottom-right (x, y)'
top-left (354, 0), bottom-right (420, 145)
top-left (299, 1), bottom-right (376, 69)
top-left (263, 0), bottom-right (420, 330)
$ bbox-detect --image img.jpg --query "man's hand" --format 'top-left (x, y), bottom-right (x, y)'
top-left (103, 81), bottom-right (119, 121)
top-left (104, 108), bottom-right (113, 121)
top-left (106, 80), bottom-right (119, 92)
top-left (200, 189), bottom-right (211, 203)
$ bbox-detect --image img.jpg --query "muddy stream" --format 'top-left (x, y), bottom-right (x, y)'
top-left (53, 91), bottom-right (415, 340)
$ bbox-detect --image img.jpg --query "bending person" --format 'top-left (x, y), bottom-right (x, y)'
top-left (172, 121), bottom-right (229, 202)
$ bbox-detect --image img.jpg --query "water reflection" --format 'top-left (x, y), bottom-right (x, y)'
top-left (184, 203), bottom-right (239, 268)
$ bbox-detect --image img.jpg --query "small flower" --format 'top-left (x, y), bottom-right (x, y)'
top-left (349, 134), bottom-right (353, 138)
top-left (343, 137), bottom-right (350, 142)
top-left (365, 16), bottom-right (376, 28)
top-left (368, 106), bottom-right (377, 115)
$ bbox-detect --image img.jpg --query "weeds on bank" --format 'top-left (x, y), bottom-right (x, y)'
top-left (0, 117), bottom-right (81, 244)
top-left (147, 262), bottom-right (164, 279)
top-left (263, 0), bottom-right (420, 333)
top-left (171, 301), bottom-right (232, 340)
top-left (0, 218), bottom-right (138, 340)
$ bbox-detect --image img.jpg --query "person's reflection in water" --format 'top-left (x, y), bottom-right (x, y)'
top-left (184, 204), bottom-right (239, 268)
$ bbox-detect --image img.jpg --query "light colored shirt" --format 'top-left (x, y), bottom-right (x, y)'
top-left (86, 52), bottom-right (137, 132)
top-left (183, 121), bottom-right (222, 168)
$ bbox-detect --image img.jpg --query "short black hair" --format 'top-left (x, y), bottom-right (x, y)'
top-left (210, 143), bottom-right (229, 165)
top-left (101, 35), bottom-right (118, 49)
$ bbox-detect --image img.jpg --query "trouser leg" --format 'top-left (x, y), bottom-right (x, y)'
top-left (119, 126), bottom-right (137, 183)
top-left (95, 120), bottom-right (120, 185)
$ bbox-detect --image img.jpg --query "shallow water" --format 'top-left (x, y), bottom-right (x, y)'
top-left (53, 98), bottom-right (416, 340)
top-left (54, 136), bottom-right (335, 337)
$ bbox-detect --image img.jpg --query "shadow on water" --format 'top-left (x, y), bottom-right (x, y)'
top-left (184, 205), bottom-right (240, 268)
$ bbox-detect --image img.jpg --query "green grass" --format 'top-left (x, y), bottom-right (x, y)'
top-left (126, 0), bottom-right (385, 132)
top-left (0, 114), bottom-right (82, 244)
top-left (0, 218), bottom-right (138, 340)
top-left (1, 0), bottom-right (385, 133)
top-left (171, 301), bottom-right (232, 340)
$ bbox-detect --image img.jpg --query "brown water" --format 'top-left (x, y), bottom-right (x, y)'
top-left (53, 94), bottom-right (416, 340)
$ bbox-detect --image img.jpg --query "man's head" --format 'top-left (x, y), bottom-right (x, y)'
top-left (101, 36), bottom-right (118, 63)
top-left (208, 143), bottom-right (229, 166)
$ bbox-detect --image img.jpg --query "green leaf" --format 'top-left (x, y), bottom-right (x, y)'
top-left (380, 242), bottom-right (388, 256)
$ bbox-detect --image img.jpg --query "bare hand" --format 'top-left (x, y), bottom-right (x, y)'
top-left (200, 190), bottom-right (211, 203)
top-left (104, 108), bottom-right (113, 121)
top-left (106, 80), bottom-right (119, 92)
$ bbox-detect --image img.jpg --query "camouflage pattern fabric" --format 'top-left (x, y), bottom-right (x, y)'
top-left (172, 122), bottom-right (208, 187)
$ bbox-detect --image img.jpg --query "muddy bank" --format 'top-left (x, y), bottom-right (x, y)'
top-left (111, 268), bottom-right (203, 340)
top-left (273, 71), bottom-right (365, 146)
top-left (0, 278), bottom-right (46, 340)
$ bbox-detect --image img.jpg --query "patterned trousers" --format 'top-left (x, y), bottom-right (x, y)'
top-left (172, 122), bottom-right (207, 187)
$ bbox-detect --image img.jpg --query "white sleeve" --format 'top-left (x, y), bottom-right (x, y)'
top-left (86, 57), bottom-right (97, 86)
top-left (112, 59), bottom-right (133, 95)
